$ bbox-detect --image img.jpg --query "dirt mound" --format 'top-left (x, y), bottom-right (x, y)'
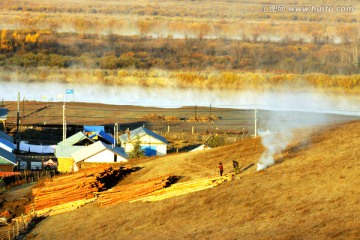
top-left (140, 114), bottom-right (181, 123)
top-left (139, 114), bottom-right (165, 122)
top-left (186, 115), bottom-right (220, 122)
top-left (164, 115), bottom-right (180, 122)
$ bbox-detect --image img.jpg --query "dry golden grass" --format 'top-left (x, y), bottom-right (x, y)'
top-left (24, 120), bottom-right (360, 239)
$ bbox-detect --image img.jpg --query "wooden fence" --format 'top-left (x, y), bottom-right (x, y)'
top-left (163, 132), bottom-right (249, 143)
top-left (0, 171), bottom-right (58, 192)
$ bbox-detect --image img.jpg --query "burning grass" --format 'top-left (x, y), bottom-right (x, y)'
top-left (25, 120), bottom-right (360, 239)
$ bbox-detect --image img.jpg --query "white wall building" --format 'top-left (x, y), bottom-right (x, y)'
top-left (72, 141), bottom-right (128, 170)
top-left (120, 127), bottom-right (168, 156)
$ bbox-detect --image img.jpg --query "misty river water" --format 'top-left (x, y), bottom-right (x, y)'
top-left (1, 81), bottom-right (359, 117)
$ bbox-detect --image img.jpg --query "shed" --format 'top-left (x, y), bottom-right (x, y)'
top-left (71, 141), bottom-right (128, 168)
top-left (0, 147), bottom-right (16, 172)
top-left (55, 145), bottom-right (85, 173)
top-left (120, 127), bottom-right (168, 156)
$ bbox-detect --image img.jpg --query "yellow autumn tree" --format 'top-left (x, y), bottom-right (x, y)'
top-left (137, 19), bottom-right (154, 38)
top-left (12, 31), bottom-right (23, 49)
top-left (1, 30), bottom-right (13, 51)
top-left (25, 32), bottom-right (40, 44)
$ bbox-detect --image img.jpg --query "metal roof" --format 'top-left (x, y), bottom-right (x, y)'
top-left (0, 108), bottom-right (8, 120)
top-left (0, 131), bottom-right (13, 143)
top-left (119, 127), bottom-right (168, 144)
top-left (57, 132), bottom-right (94, 146)
top-left (84, 126), bottom-right (105, 132)
top-left (55, 145), bottom-right (85, 158)
top-left (0, 137), bottom-right (15, 151)
top-left (0, 147), bottom-right (16, 165)
top-left (88, 130), bottom-right (115, 144)
top-left (72, 141), bottom-right (128, 163)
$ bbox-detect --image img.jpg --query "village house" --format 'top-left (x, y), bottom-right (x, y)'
top-left (55, 129), bottom-right (120, 173)
top-left (83, 126), bottom-right (115, 145)
top-left (0, 130), bottom-right (16, 172)
top-left (0, 131), bottom-right (13, 143)
top-left (0, 136), bottom-right (14, 153)
top-left (71, 141), bottom-right (128, 171)
top-left (55, 131), bottom-right (94, 173)
top-left (120, 127), bottom-right (168, 156)
top-left (0, 147), bottom-right (16, 172)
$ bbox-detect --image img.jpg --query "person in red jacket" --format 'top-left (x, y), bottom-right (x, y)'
top-left (218, 162), bottom-right (224, 176)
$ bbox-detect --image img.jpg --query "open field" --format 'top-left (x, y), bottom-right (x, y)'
top-left (18, 119), bottom-right (360, 239)
top-left (2, 101), bottom-right (359, 144)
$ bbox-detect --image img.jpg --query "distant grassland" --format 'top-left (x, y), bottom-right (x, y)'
top-left (1, 67), bottom-right (359, 93)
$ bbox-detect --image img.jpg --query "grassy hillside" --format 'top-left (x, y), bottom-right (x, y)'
top-left (26, 120), bottom-right (360, 239)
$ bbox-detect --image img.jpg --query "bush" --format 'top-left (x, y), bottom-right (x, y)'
top-left (129, 136), bottom-right (145, 159)
top-left (207, 135), bottom-right (226, 148)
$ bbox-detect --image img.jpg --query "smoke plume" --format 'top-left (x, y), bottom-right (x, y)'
top-left (257, 131), bottom-right (293, 171)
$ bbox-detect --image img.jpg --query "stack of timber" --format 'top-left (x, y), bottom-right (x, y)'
top-left (131, 174), bottom-right (234, 203)
top-left (96, 175), bottom-right (178, 206)
top-left (26, 166), bottom-right (132, 216)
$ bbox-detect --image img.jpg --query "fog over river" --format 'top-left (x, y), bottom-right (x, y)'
top-left (0, 81), bottom-right (359, 117)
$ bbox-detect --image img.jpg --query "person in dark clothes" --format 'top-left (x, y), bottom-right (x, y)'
top-left (218, 162), bottom-right (224, 176)
top-left (233, 160), bottom-right (239, 173)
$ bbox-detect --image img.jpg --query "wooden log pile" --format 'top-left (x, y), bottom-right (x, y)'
top-left (131, 174), bottom-right (234, 203)
top-left (26, 166), bottom-right (131, 215)
top-left (34, 198), bottom-right (97, 216)
top-left (96, 175), bottom-right (178, 206)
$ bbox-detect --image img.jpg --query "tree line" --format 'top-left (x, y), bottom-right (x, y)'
top-left (0, 30), bottom-right (359, 75)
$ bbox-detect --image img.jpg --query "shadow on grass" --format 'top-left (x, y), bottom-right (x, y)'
top-left (16, 215), bottom-right (46, 240)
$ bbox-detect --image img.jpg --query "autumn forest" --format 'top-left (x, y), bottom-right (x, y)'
top-left (0, 0), bottom-right (359, 92)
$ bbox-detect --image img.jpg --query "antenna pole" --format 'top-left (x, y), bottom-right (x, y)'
top-left (254, 107), bottom-right (258, 138)
top-left (16, 92), bottom-right (20, 152)
top-left (63, 103), bottom-right (66, 144)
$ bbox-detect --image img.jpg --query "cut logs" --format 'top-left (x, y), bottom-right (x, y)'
top-left (96, 175), bottom-right (178, 206)
top-left (25, 165), bottom-right (134, 216)
top-left (131, 174), bottom-right (233, 203)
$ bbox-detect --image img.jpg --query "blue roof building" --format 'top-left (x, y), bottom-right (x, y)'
top-left (120, 127), bottom-right (168, 157)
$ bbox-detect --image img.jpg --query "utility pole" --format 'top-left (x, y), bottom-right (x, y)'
top-left (114, 123), bottom-right (119, 147)
top-left (63, 103), bottom-right (66, 145)
top-left (254, 107), bottom-right (258, 138)
top-left (16, 92), bottom-right (20, 153)
top-left (209, 103), bottom-right (212, 130)
top-left (21, 97), bottom-right (25, 127)
top-left (209, 104), bottom-right (212, 119)
top-left (194, 105), bottom-right (197, 134)
top-left (195, 105), bottom-right (197, 122)
top-left (113, 125), bottom-right (115, 148)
